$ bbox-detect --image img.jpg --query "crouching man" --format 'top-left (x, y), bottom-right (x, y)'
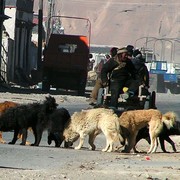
top-left (101, 47), bottom-right (139, 108)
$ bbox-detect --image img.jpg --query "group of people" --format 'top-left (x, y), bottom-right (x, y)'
top-left (88, 45), bottom-right (149, 109)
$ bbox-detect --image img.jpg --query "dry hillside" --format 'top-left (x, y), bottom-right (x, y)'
top-left (33, 0), bottom-right (180, 61)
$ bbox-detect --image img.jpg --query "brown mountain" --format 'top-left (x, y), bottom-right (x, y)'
top-left (33, 0), bottom-right (180, 60)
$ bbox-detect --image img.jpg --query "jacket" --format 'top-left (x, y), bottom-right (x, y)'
top-left (101, 57), bottom-right (137, 84)
top-left (132, 57), bottom-right (149, 87)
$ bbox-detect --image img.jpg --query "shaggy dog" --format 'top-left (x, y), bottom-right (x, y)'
top-left (47, 108), bottom-right (71, 147)
top-left (0, 96), bottom-right (58, 146)
top-left (0, 101), bottom-right (19, 143)
top-left (63, 108), bottom-right (124, 152)
top-left (118, 109), bottom-right (176, 153)
top-left (136, 120), bottom-right (180, 153)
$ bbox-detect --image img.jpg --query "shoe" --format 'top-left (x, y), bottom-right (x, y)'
top-left (86, 98), bottom-right (91, 102)
top-left (87, 98), bottom-right (97, 105)
top-left (86, 98), bottom-right (96, 102)
top-left (89, 102), bottom-right (97, 106)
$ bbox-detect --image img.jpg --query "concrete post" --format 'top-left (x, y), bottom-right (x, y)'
top-left (0, 0), bottom-right (5, 70)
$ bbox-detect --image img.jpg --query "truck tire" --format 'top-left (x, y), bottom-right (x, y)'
top-left (149, 91), bottom-right (156, 109)
top-left (169, 84), bottom-right (180, 94)
top-left (97, 88), bottom-right (104, 105)
top-left (157, 74), bottom-right (166, 93)
top-left (42, 80), bottom-right (50, 92)
top-left (77, 87), bottom-right (85, 96)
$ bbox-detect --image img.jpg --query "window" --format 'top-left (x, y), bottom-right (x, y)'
top-left (58, 44), bottom-right (77, 53)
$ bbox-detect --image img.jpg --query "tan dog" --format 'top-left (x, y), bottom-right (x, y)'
top-left (0, 101), bottom-right (18, 143)
top-left (63, 108), bottom-right (124, 152)
top-left (119, 109), bottom-right (176, 153)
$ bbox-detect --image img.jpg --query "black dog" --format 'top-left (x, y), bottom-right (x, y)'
top-left (136, 121), bottom-right (180, 153)
top-left (0, 96), bottom-right (58, 146)
top-left (47, 107), bottom-right (70, 147)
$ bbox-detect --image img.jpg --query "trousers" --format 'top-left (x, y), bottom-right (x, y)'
top-left (90, 78), bottom-right (103, 100)
top-left (110, 78), bottom-right (139, 108)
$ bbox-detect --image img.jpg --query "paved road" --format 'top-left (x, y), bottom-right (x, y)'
top-left (0, 92), bottom-right (180, 179)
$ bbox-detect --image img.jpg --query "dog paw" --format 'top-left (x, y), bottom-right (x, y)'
top-left (31, 143), bottom-right (38, 146)
top-left (102, 148), bottom-right (107, 152)
top-left (89, 145), bottom-right (96, 150)
top-left (25, 141), bottom-right (31, 145)
top-left (8, 142), bottom-right (15, 145)
top-left (55, 143), bottom-right (61, 147)
top-left (20, 143), bottom-right (26, 145)
top-left (107, 149), bottom-right (112, 152)
top-left (47, 136), bottom-right (52, 145)
top-left (74, 146), bottom-right (81, 150)
top-left (48, 139), bottom-right (52, 145)
top-left (121, 149), bottom-right (130, 153)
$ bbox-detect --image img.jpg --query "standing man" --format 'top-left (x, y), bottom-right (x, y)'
top-left (132, 49), bottom-right (149, 88)
top-left (101, 47), bottom-right (138, 108)
top-left (88, 47), bottom-right (118, 105)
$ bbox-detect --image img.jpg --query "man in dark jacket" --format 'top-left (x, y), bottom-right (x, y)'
top-left (132, 49), bottom-right (149, 88)
top-left (101, 47), bottom-right (138, 108)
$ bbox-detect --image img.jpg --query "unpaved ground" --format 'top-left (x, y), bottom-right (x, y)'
top-left (0, 91), bottom-right (180, 180)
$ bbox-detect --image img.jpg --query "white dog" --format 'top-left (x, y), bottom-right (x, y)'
top-left (63, 108), bottom-right (124, 152)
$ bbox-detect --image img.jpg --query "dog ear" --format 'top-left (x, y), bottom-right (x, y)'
top-left (45, 96), bottom-right (56, 104)
top-left (45, 95), bottom-right (51, 101)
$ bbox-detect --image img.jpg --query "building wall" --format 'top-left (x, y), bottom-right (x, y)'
top-left (3, 0), bottom-right (36, 85)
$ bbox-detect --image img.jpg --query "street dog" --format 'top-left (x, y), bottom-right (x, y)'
top-left (63, 108), bottom-right (124, 152)
top-left (47, 107), bottom-right (71, 147)
top-left (0, 96), bottom-right (58, 146)
top-left (118, 109), bottom-right (176, 153)
top-left (136, 120), bottom-right (180, 153)
top-left (0, 101), bottom-right (19, 143)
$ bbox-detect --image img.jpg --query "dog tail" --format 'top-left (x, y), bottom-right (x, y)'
top-left (162, 111), bottom-right (177, 129)
top-left (114, 119), bottom-right (125, 145)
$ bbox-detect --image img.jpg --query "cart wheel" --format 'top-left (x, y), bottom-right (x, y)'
top-left (97, 88), bottom-right (104, 105)
top-left (149, 91), bottom-right (156, 109)
top-left (77, 86), bottom-right (85, 96)
top-left (42, 79), bottom-right (50, 92)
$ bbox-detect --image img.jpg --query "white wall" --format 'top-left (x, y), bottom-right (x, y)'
top-left (4, 7), bottom-right (16, 39)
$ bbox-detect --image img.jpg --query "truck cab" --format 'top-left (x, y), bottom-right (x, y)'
top-left (42, 33), bottom-right (90, 95)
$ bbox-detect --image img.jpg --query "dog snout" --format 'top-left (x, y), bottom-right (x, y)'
top-left (64, 141), bottom-right (73, 148)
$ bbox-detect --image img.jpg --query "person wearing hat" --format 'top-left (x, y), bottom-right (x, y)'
top-left (101, 47), bottom-right (138, 108)
top-left (126, 44), bottom-right (134, 57)
top-left (130, 49), bottom-right (149, 88)
top-left (88, 47), bottom-right (118, 105)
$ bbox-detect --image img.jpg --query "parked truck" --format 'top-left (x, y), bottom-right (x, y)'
top-left (140, 38), bottom-right (180, 94)
top-left (42, 16), bottom-right (91, 96)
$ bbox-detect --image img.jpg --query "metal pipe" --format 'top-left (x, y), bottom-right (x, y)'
top-left (47, 15), bottom-right (91, 47)
top-left (37, 0), bottom-right (43, 70)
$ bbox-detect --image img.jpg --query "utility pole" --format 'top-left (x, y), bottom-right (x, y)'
top-left (0, 0), bottom-right (6, 70)
top-left (0, 0), bottom-right (10, 82)
top-left (37, 0), bottom-right (43, 70)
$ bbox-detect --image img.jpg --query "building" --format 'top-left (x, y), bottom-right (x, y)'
top-left (1, 0), bottom-right (37, 86)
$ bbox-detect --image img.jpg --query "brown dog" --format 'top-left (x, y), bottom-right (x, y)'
top-left (119, 109), bottom-right (176, 153)
top-left (0, 101), bottom-right (19, 143)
